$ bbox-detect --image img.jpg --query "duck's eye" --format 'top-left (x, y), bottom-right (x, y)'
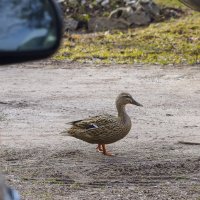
top-left (122, 96), bottom-right (131, 102)
top-left (124, 95), bottom-right (131, 100)
top-left (122, 95), bottom-right (130, 98)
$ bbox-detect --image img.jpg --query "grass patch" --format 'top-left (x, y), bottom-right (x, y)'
top-left (55, 2), bottom-right (200, 65)
top-left (155, 0), bottom-right (185, 8)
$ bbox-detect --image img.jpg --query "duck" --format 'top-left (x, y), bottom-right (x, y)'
top-left (61, 92), bottom-right (143, 156)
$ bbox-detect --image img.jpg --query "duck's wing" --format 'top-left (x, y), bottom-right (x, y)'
top-left (68, 115), bottom-right (116, 130)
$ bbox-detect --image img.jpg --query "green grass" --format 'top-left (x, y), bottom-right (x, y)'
top-left (155, 0), bottom-right (185, 8)
top-left (55, 1), bottom-right (200, 65)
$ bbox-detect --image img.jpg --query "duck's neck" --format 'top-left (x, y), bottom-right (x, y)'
top-left (116, 104), bottom-right (129, 123)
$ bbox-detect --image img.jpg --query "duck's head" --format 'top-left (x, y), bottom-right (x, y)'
top-left (116, 92), bottom-right (143, 107)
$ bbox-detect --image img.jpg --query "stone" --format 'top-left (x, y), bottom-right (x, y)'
top-left (64, 18), bottom-right (79, 31)
top-left (101, 0), bottom-right (110, 7)
top-left (68, 0), bottom-right (79, 6)
top-left (81, 0), bottom-right (86, 5)
top-left (88, 17), bottom-right (128, 32)
top-left (109, 6), bottom-right (151, 26)
top-left (109, 0), bottom-right (161, 26)
top-left (139, 0), bottom-right (160, 19)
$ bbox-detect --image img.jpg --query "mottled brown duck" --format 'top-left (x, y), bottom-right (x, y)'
top-left (61, 92), bottom-right (142, 156)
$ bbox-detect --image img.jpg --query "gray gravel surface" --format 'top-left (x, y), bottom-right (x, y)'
top-left (0, 62), bottom-right (200, 199)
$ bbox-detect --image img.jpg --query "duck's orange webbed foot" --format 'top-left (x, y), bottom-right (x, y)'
top-left (102, 144), bottom-right (113, 156)
top-left (96, 144), bottom-right (103, 152)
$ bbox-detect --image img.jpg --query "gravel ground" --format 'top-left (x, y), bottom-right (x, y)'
top-left (0, 61), bottom-right (200, 199)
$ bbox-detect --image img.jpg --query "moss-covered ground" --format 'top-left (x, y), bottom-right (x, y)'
top-left (55, 1), bottom-right (200, 65)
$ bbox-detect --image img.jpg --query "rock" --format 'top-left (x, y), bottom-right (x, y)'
top-left (109, 0), bottom-right (161, 26)
top-left (131, 10), bottom-right (151, 25)
top-left (101, 0), bottom-right (110, 7)
top-left (109, 6), bottom-right (134, 22)
top-left (60, 0), bottom-right (181, 32)
top-left (161, 7), bottom-right (183, 19)
top-left (125, 0), bottom-right (137, 6)
top-left (68, 0), bottom-right (79, 6)
top-left (64, 18), bottom-right (79, 31)
top-left (109, 6), bottom-right (151, 26)
top-left (88, 17), bottom-right (128, 32)
top-left (138, 0), bottom-right (160, 20)
top-left (81, 0), bottom-right (86, 5)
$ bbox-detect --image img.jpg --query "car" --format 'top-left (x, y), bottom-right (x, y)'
top-left (0, 0), bottom-right (63, 65)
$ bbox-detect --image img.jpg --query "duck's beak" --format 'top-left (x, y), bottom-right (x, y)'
top-left (131, 98), bottom-right (143, 107)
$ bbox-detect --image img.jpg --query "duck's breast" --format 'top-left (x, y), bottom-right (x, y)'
top-left (102, 120), bottom-right (132, 144)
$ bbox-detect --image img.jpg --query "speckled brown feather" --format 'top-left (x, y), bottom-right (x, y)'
top-left (67, 114), bottom-right (131, 144)
top-left (62, 93), bottom-right (142, 146)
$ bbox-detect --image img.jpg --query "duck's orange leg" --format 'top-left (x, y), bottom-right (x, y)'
top-left (96, 144), bottom-right (103, 152)
top-left (102, 144), bottom-right (113, 156)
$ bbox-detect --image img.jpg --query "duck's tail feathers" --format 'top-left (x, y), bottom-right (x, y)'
top-left (59, 130), bottom-right (70, 136)
top-left (66, 119), bottom-right (82, 125)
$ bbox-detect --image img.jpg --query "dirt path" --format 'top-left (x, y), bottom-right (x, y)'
top-left (0, 62), bottom-right (200, 199)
